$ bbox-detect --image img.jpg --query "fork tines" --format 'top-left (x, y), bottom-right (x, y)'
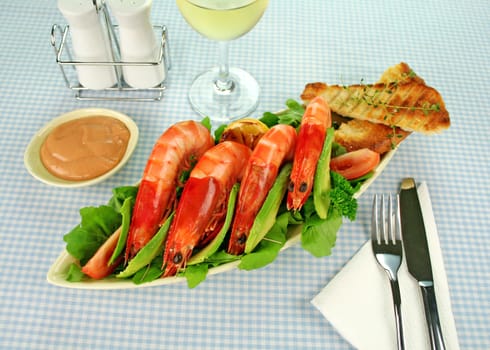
top-left (371, 194), bottom-right (402, 245)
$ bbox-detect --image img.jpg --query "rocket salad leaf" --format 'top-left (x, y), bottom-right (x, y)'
top-left (184, 264), bottom-right (209, 288)
top-left (301, 206), bottom-right (342, 257)
top-left (260, 99), bottom-right (305, 129)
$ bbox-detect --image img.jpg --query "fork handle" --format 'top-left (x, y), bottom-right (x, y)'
top-left (420, 284), bottom-right (446, 350)
top-left (390, 280), bottom-right (405, 350)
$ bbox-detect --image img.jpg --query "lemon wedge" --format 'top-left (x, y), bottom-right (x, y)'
top-left (219, 118), bottom-right (269, 149)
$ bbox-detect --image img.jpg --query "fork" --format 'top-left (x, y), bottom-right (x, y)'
top-left (371, 194), bottom-right (405, 350)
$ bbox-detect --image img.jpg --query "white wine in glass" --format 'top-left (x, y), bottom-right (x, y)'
top-left (176, 0), bottom-right (269, 123)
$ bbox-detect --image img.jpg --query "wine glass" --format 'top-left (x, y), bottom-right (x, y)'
top-left (176, 0), bottom-right (269, 123)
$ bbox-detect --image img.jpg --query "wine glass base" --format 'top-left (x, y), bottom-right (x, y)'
top-left (188, 67), bottom-right (260, 124)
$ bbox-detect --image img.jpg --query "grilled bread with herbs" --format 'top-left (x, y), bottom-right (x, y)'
top-left (301, 62), bottom-right (450, 135)
top-left (301, 63), bottom-right (449, 154)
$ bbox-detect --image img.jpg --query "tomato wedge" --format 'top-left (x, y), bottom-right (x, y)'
top-left (81, 228), bottom-right (123, 280)
top-left (330, 148), bottom-right (380, 180)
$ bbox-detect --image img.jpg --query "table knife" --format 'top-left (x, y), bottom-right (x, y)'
top-left (399, 178), bottom-right (446, 350)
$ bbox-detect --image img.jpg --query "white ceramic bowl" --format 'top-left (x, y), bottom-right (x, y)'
top-left (24, 108), bottom-right (139, 188)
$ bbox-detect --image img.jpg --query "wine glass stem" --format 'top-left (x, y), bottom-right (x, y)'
top-left (215, 41), bottom-right (234, 93)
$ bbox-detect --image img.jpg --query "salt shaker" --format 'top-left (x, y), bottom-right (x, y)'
top-left (57, 0), bottom-right (117, 89)
top-left (107, 0), bottom-right (165, 89)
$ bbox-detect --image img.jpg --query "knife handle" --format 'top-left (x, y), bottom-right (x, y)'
top-left (420, 284), bottom-right (446, 350)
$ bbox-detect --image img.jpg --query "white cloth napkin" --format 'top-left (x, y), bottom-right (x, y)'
top-left (311, 182), bottom-right (460, 350)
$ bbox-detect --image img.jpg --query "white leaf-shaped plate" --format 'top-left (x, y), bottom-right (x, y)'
top-left (46, 149), bottom-right (396, 289)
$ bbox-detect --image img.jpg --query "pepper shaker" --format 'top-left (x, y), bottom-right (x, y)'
top-left (107, 0), bottom-right (165, 88)
top-left (57, 0), bottom-right (117, 89)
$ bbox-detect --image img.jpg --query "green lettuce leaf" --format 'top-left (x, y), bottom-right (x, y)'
top-left (301, 208), bottom-right (342, 257)
top-left (200, 116), bottom-right (212, 132)
top-left (64, 186), bottom-right (138, 267)
top-left (108, 186), bottom-right (138, 211)
top-left (65, 263), bottom-right (85, 282)
top-left (63, 206), bottom-right (121, 266)
top-left (184, 264), bottom-right (209, 289)
top-left (182, 251), bottom-right (240, 289)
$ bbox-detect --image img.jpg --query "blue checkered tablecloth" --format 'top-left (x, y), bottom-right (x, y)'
top-left (0, 1), bottom-right (489, 349)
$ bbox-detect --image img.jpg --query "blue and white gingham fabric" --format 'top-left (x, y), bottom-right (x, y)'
top-left (1, 1), bottom-right (489, 349)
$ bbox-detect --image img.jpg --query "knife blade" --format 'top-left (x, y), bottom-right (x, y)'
top-left (399, 178), bottom-right (446, 350)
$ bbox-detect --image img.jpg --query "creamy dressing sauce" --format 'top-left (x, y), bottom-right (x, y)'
top-left (40, 116), bottom-right (130, 181)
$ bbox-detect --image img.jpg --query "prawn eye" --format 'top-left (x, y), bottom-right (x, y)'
top-left (299, 182), bottom-right (308, 192)
top-left (173, 252), bottom-right (183, 264)
top-left (237, 233), bottom-right (247, 245)
top-left (288, 181), bottom-right (295, 192)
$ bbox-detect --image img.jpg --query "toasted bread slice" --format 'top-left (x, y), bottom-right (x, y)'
top-left (330, 63), bottom-right (413, 154)
top-left (302, 63), bottom-right (450, 134)
top-left (377, 62), bottom-right (426, 85)
top-left (334, 118), bottom-right (411, 154)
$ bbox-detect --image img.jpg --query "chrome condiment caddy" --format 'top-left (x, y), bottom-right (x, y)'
top-left (51, 1), bottom-right (170, 101)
